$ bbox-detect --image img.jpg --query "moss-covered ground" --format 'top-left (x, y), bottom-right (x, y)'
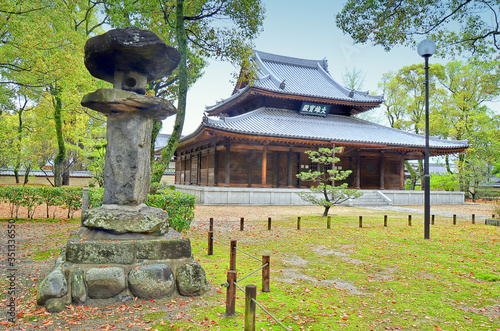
top-left (0, 206), bottom-right (498, 330)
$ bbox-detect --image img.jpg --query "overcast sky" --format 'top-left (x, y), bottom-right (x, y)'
top-left (160, 0), bottom-right (496, 135)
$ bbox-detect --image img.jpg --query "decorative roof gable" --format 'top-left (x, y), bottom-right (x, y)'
top-left (206, 50), bottom-right (383, 116)
top-left (252, 50), bottom-right (382, 104)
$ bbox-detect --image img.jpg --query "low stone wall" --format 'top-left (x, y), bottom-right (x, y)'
top-left (379, 190), bottom-right (465, 205)
top-left (175, 185), bottom-right (465, 206)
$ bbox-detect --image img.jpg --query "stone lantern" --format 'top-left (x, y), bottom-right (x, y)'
top-left (37, 27), bottom-right (208, 312)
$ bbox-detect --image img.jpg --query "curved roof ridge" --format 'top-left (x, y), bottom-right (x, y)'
top-left (316, 62), bottom-right (351, 99)
top-left (254, 51), bottom-right (282, 88)
top-left (254, 50), bottom-right (327, 70)
top-left (204, 85), bottom-right (250, 111)
top-left (348, 115), bottom-right (469, 145)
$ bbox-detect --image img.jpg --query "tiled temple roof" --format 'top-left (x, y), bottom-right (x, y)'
top-left (198, 107), bottom-right (468, 151)
top-left (252, 50), bottom-right (382, 103)
top-left (205, 50), bottom-right (383, 114)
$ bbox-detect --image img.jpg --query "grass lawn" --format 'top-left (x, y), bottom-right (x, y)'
top-left (0, 206), bottom-right (499, 330)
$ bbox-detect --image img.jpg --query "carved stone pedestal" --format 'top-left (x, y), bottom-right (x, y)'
top-left (37, 228), bottom-right (208, 312)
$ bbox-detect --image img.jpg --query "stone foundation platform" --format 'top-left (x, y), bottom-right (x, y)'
top-left (37, 228), bottom-right (208, 312)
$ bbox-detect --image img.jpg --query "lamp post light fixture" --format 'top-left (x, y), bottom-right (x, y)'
top-left (417, 39), bottom-right (436, 240)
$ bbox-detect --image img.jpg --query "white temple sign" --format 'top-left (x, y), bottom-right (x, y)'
top-left (299, 102), bottom-right (330, 117)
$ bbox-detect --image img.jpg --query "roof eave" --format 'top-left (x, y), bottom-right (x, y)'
top-left (205, 86), bottom-right (382, 116)
top-left (184, 126), bottom-right (468, 154)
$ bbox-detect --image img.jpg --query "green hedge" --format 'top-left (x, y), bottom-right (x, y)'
top-left (86, 188), bottom-right (195, 232)
top-left (0, 186), bottom-right (82, 219)
top-left (476, 188), bottom-right (500, 201)
top-left (0, 186), bottom-right (195, 231)
top-left (146, 189), bottom-right (196, 232)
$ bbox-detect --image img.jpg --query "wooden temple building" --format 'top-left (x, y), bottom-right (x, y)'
top-left (174, 51), bottom-right (468, 191)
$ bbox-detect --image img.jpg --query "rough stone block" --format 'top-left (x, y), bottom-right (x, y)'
top-left (136, 238), bottom-right (192, 260)
top-left (66, 239), bottom-right (135, 264)
top-left (37, 268), bottom-right (68, 305)
top-left (82, 204), bottom-right (169, 235)
top-left (86, 267), bottom-right (126, 299)
top-left (128, 264), bottom-right (175, 299)
top-left (71, 268), bottom-right (87, 304)
top-left (176, 261), bottom-right (209, 296)
top-left (45, 298), bottom-right (66, 313)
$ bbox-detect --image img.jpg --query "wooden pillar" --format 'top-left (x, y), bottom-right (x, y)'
top-left (356, 151), bottom-right (361, 189)
top-left (399, 153), bottom-right (405, 190)
top-left (247, 150), bottom-right (252, 187)
top-left (197, 150), bottom-right (202, 185)
top-left (175, 154), bottom-right (182, 185)
top-left (225, 141), bottom-right (231, 187)
top-left (261, 148), bottom-right (267, 187)
top-left (296, 152), bottom-right (301, 187)
top-left (287, 148), bottom-right (293, 188)
top-left (214, 147), bottom-right (219, 186)
top-left (188, 153), bottom-right (193, 184)
top-left (181, 154), bottom-right (186, 184)
top-left (275, 152), bottom-right (280, 187)
top-left (348, 156), bottom-right (353, 188)
top-left (379, 152), bottom-right (385, 190)
top-left (205, 149), bottom-right (210, 186)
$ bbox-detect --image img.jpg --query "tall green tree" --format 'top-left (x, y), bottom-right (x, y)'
top-left (0, 0), bottom-right (107, 185)
top-left (380, 60), bottom-right (500, 193)
top-left (342, 67), bottom-right (366, 90)
top-left (103, 0), bottom-right (265, 183)
top-left (378, 63), bottom-right (445, 189)
top-left (337, 0), bottom-right (500, 59)
top-left (434, 60), bottom-right (500, 196)
top-left (296, 148), bottom-right (362, 217)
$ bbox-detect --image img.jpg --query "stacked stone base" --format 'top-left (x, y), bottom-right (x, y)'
top-left (37, 228), bottom-right (208, 312)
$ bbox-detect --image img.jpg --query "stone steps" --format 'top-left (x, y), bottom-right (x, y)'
top-left (347, 191), bottom-right (391, 206)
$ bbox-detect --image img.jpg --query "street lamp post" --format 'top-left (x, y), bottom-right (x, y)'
top-left (417, 39), bottom-right (436, 240)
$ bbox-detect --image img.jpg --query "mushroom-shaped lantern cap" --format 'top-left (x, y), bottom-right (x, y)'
top-left (84, 27), bottom-right (181, 84)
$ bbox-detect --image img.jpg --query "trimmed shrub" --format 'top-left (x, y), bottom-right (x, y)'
top-left (147, 190), bottom-right (196, 232)
top-left (0, 186), bottom-right (196, 231)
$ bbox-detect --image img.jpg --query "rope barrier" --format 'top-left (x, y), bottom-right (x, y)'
top-left (213, 239), bottom-right (229, 246)
top-left (251, 298), bottom-right (291, 331)
top-left (234, 281), bottom-right (245, 293)
top-left (234, 246), bottom-right (262, 262)
top-left (236, 263), bottom-right (268, 283)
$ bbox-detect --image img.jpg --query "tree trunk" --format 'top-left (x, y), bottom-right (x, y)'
top-left (14, 108), bottom-right (24, 184)
top-left (322, 205), bottom-right (331, 217)
top-left (405, 161), bottom-right (417, 190)
top-left (51, 86), bottom-right (66, 187)
top-left (418, 159), bottom-right (424, 190)
top-left (150, 119), bottom-right (162, 167)
top-left (457, 152), bottom-right (467, 193)
top-left (13, 167), bottom-right (20, 184)
top-left (151, 0), bottom-right (188, 184)
top-left (62, 158), bottom-right (70, 186)
top-left (322, 182), bottom-right (331, 217)
top-left (23, 164), bottom-right (31, 185)
top-left (445, 155), bottom-right (452, 174)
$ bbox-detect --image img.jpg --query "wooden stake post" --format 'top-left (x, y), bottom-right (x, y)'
top-left (207, 231), bottom-right (213, 255)
top-left (245, 285), bottom-right (257, 331)
top-left (229, 240), bottom-right (237, 271)
top-left (262, 255), bottom-right (270, 293)
top-left (226, 270), bottom-right (237, 316)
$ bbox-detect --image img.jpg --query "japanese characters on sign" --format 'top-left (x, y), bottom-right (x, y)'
top-left (299, 102), bottom-right (330, 117)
